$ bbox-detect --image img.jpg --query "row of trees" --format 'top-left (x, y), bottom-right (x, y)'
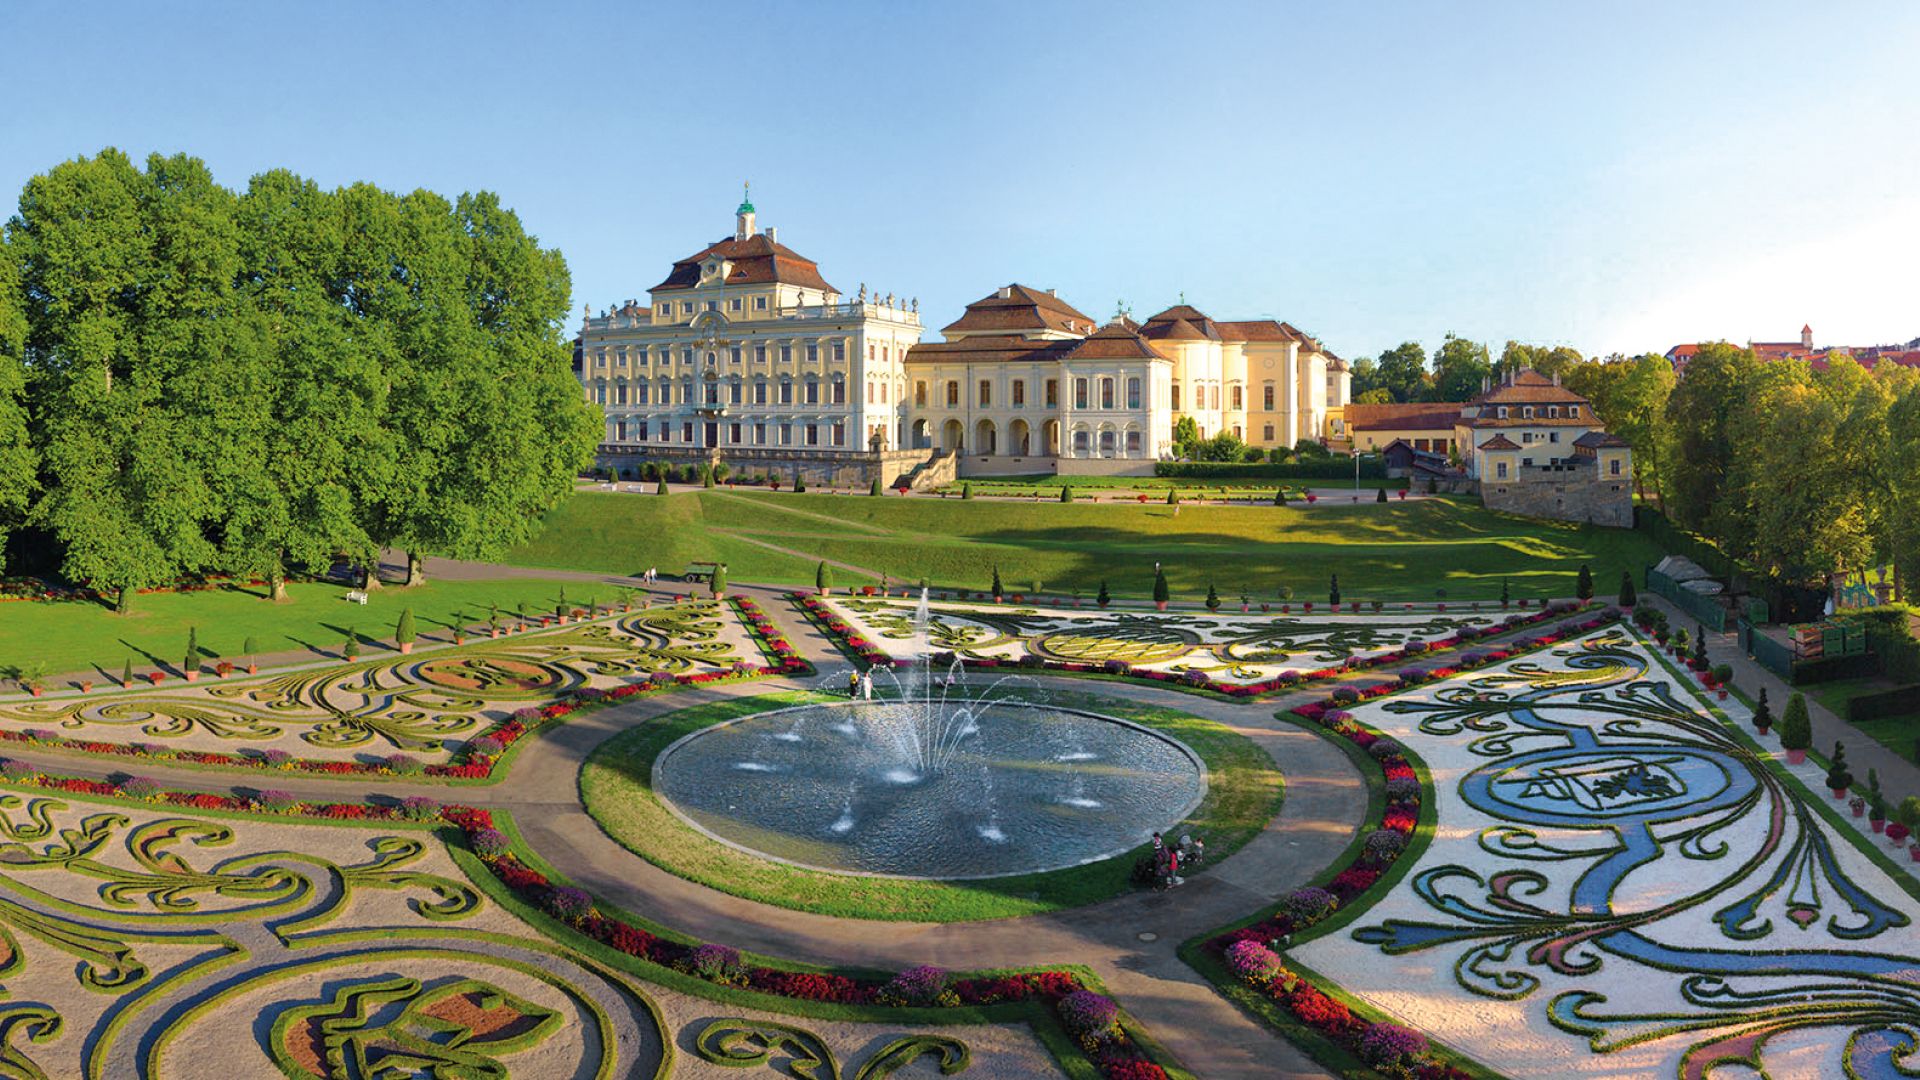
top-left (0, 149), bottom-right (600, 607)
top-left (1657, 344), bottom-right (1919, 591)
top-left (1350, 337), bottom-right (1590, 405)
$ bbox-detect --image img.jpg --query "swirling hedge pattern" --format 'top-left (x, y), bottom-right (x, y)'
top-left (830, 597), bottom-right (1487, 684)
top-left (0, 601), bottom-right (752, 759)
top-left (1297, 628), bottom-right (1920, 1079)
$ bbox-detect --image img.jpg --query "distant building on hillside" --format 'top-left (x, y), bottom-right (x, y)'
top-left (1666, 326), bottom-right (1920, 373)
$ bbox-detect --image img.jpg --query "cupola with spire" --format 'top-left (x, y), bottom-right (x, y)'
top-left (735, 182), bottom-right (757, 241)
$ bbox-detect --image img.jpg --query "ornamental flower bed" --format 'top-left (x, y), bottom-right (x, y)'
top-left (447, 805), bottom-right (1170, 1079)
top-left (800, 592), bottom-right (1603, 699)
top-left (0, 757), bottom-right (446, 821)
top-left (1201, 701), bottom-right (1469, 1079)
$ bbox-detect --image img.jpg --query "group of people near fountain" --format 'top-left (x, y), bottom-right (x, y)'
top-left (1149, 832), bottom-right (1204, 890)
top-left (846, 668), bottom-right (876, 699)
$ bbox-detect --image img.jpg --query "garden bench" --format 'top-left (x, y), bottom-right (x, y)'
top-left (345, 590), bottom-right (369, 605)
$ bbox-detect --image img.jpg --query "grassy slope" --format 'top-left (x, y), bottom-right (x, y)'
top-left (0, 577), bottom-right (596, 677)
top-left (1808, 675), bottom-right (1920, 764)
top-left (505, 490), bottom-right (1663, 601)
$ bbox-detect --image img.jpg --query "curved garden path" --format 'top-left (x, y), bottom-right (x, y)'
top-left (0, 570), bottom-right (1375, 1079)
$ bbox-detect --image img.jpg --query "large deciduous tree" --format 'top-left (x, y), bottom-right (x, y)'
top-left (0, 233), bottom-right (34, 566)
top-left (1429, 333), bottom-right (1491, 402)
top-left (1373, 341), bottom-right (1429, 403)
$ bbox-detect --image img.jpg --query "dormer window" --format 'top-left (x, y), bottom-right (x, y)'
top-left (1546, 406), bottom-right (1558, 418)
top-left (1523, 406), bottom-right (1534, 419)
top-left (1498, 406), bottom-right (1510, 419)
top-left (1569, 405), bottom-right (1581, 419)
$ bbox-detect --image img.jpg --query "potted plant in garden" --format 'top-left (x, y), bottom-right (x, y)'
top-left (1826, 741), bottom-right (1852, 798)
top-left (214, 660), bottom-right (233, 679)
top-left (1868, 771), bottom-right (1887, 832)
top-left (183, 627), bottom-right (200, 682)
top-left (1097, 581), bottom-right (1111, 609)
top-left (396, 607), bottom-right (416, 654)
top-left (15, 662), bottom-right (47, 697)
top-left (243, 637), bottom-right (259, 675)
top-left (121, 658), bottom-right (134, 689)
top-left (1898, 798), bottom-right (1920, 856)
top-left (1153, 567), bottom-right (1170, 612)
top-left (816, 561), bottom-right (833, 597)
top-left (1436, 587), bottom-right (1447, 612)
top-left (1205, 583), bottom-right (1221, 612)
top-left (1778, 692), bottom-right (1812, 764)
top-left (991, 567), bottom-right (1004, 603)
top-left (1850, 795), bottom-right (1867, 818)
top-left (343, 628), bottom-right (361, 660)
top-left (1500, 579), bottom-right (1511, 609)
top-left (1751, 687), bottom-right (1772, 735)
top-left (1278, 584), bottom-right (1294, 613)
top-left (1240, 593), bottom-right (1251, 614)
top-left (1329, 574), bottom-right (1341, 608)
top-left (1711, 664), bottom-right (1733, 698)
top-left (489, 606), bottom-right (501, 639)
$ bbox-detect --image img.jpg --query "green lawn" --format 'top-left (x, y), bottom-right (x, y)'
top-left (0, 576), bottom-right (604, 679)
top-left (505, 490), bottom-right (1662, 602)
top-left (933, 475), bottom-right (1402, 494)
top-left (579, 689), bottom-right (1281, 922)
top-left (1808, 676), bottom-right (1920, 764)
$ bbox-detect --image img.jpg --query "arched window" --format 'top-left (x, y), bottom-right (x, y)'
top-left (1125, 430), bottom-right (1142, 455)
top-left (1099, 430), bottom-right (1116, 455)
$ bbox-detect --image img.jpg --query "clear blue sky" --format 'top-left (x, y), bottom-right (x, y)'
top-left (7, 1), bottom-right (1916, 360)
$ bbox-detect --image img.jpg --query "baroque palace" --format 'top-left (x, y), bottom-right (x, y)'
top-left (577, 195), bottom-right (1351, 485)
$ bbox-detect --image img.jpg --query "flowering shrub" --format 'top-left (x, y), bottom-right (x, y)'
top-left (0, 759), bottom-right (34, 781)
top-left (1405, 640), bottom-right (1429, 655)
top-left (118, 776), bottom-right (162, 800)
top-left (880, 964), bottom-right (955, 1007)
top-left (1058, 990), bottom-right (1121, 1039)
top-left (1223, 940), bottom-right (1288, 985)
top-left (382, 753), bottom-right (424, 776)
top-left (469, 828), bottom-right (512, 858)
top-left (1331, 687), bottom-right (1359, 704)
top-left (1359, 1023), bottom-right (1429, 1067)
top-left (1363, 830), bottom-right (1408, 863)
top-left (468, 736), bottom-right (503, 758)
top-left (256, 789), bottom-right (299, 812)
top-left (1280, 887), bottom-right (1338, 927)
top-left (544, 886), bottom-right (594, 923)
top-left (687, 943), bottom-right (745, 983)
top-left (400, 795), bottom-right (441, 821)
top-left (1367, 739), bottom-right (1403, 760)
top-left (1286, 983), bottom-right (1352, 1031)
top-left (1384, 776), bottom-right (1420, 803)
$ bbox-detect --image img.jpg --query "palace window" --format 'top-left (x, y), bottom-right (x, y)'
top-left (729, 347), bottom-right (741, 364)
top-left (1126, 377), bottom-right (1141, 410)
top-left (1073, 430), bottom-right (1090, 453)
top-left (729, 382), bottom-right (742, 404)
top-left (753, 381), bottom-right (766, 405)
top-left (1610, 458), bottom-right (1622, 475)
top-left (705, 301), bottom-right (718, 312)
top-left (1074, 378), bottom-right (1089, 409)
top-left (806, 424), bottom-right (820, 446)
top-left (755, 423), bottom-right (766, 444)
top-left (1264, 385), bottom-right (1275, 410)
top-left (1125, 430), bottom-right (1141, 454)
top-left (683, 421), bottom-right (695, 441)
top-left (807, 344), bottom-right (820, 363)
top-left (779, 381), bottom-right (793, 405)
top-left (833, 422), bottom-right (846, 446)
top-left (730, 422), bottom-right (742, 443)
top-left (879, 382), bottom-right (888, 403)
top-left (753, 345), bottom-right (766, 363)
top-left (804, 381), bottom-right (820, 405)
top-left (681, 302), bottom-right (694, 315)
top-left (704, 383), bottom-right (719, 406)
top-left (615, 347), bottom-right (627, 367)
top-left (868, 344), bottom-right (875, 361)
top-left (657, 304), bottom-right (671, 317)
top-left (833, 342), bottom-right (846, 362)
top-left (1100, 378), bottom-right (1115, 409)
top-left (866, 381), bottom-right (874, 404)
top-left (1045, 379), bottom-right (1058, 407)
top-left (945, 381), bottom-right (960, 407)
top-left (1099, 430), bottom-right (1116, 455)
top-left (1170, 384), bottom-right (1181, 410)
top-left (1233, 425), bottom-right (1243, 439)
top-left (1231, 385), bottom-right (1243, 410)
top-left (915, 381), bottom-right (928, 407)
top-left (729, 298), bottom-right (742, 312)
top-left (831, 379), bottom-right (845, 405)
top-left (595, 350), bottom-right (606, 368)
top-left (755, 296), bottom-right (768, 310)
top-left (780, 345), bottom-right (793, 363)
top-left (1012, 379), bottom-right (1025, 407)
top-left (614, 420), bottom-right (626, 441)
top-left (681, 348), bottom-right (694, 365)
top-left (635, 384), bottom-right (648, 405)
top-left (637, 421), bottom-right (649, 441)
top-left (594, 385), bottom-right (606, 404)
top-left (1496, 461), bottom-right (1509, 479)
top-left (1263, 423), bottom-right (1275, 441)
top-left (978, 379), bottom-right (992, 407)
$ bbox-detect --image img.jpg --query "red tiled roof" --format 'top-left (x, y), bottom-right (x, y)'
top-left (1140, 304), bottom-right (1223, 342)
top-left (1478, 434), bottom-right (1520, 451)
top-left (941, 284), bottom-right (1094, 337)
top-left (1469, 369), bottom-right (1590, 407)
top-left (904, 336), bottom-right (1075, 365)
top-left (651, 234), bottom-right (836, 294)
top-left (1060, 322), bottom-right (1174, 362)
top-left (1344, 403), bottom-right (1462, 432)
top-left (1216, 319), bottom-right (1305, 343)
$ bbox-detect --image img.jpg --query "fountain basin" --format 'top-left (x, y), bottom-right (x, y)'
top-left (652, 701), bottom-right (1207, 879)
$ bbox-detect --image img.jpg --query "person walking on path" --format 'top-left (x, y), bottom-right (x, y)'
top-left (861, 670), bottom-right (874, 700)
top-left (848, 670), bottom-right (861, 699)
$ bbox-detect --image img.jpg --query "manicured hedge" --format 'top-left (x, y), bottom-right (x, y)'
top-left (1791, 652), bottom-right (1881, 685)
top-left (1849, 683), bottom-right (1920, 723)
top-left (1153, 459), bottom-right (1384, 480)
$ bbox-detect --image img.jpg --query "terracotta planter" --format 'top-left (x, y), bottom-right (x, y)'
top-left (79, 681), bottom-right (93, 693)
top-left (1909, 845), bottom-right (1920, 862)
top-left (398, 642), bottom-right (413, 655)
top-left (1155, 601), bottom-right (1168, 612)
top-left (246, 665), bottom-right (258, 676)
top-left (1852, 803), bottom-right (1866, 816)
top-left (1833, 787), bottom-right (1848, 799)
top-left (184, 671), bottom-right (199, 683)
top-left (1786, 748), bottom-right (1807, 764)
top-left (453, 636), bottom-right (466, 646)
top-left (491, 629), bottom-right (500, 639)
top-left (1755, 724), bottom-right (1770, 737)
top-left (28, 687), bottom-right (42, 697)
top-left (1873, 819), bottom-right (1887, 833)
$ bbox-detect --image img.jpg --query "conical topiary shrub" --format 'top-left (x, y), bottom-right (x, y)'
top-left (1778, 693), bottom-right (1812, 761)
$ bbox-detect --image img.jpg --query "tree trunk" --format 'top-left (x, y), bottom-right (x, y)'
top-left (405, 551), bottom-right (426, 588)
top-left (269, 557), bottom-right (288, 602)
top-left (363, 563), bottom-right (382, 590)
top-left (115, 587), bottom-right (129, 614)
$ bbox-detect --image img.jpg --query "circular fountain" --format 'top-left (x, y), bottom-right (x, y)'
top-left (651, 590), bottom-right (1206, 879)
top-left (653, 698), bottom-right (1205, 879)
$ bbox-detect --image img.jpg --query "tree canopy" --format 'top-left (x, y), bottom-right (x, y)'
top-left (0, 149), bottom-right (599, 602)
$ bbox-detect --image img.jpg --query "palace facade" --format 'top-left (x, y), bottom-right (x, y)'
top-left (577, 196), bottom-right (1350, 482)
